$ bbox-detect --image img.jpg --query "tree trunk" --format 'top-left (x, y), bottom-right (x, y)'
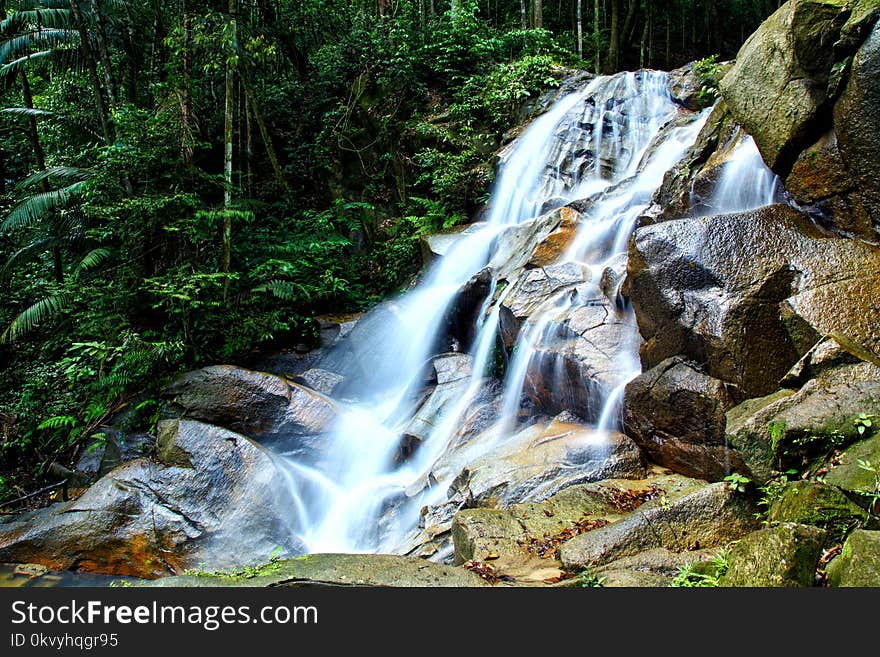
top-left (69, 0), bottom-right (113, 143)
top-left (223, 0), bottom-right (237, 299)
top-left (521, 0), bottom-right (527, 28)
top-left (608, 0), bottom-right (620, 72)
top-left (621, 0), bottom-right (641, 51)
top-left (666, 3), bottom-right (671, 68)
top-left (240, 68), bottom-right (287, 191)
top-left (594, 0), bottom-right (601, 73)
top-left (181, 0), bottom-right (193, 168)
top-left (88, 0), bottom-right (117, 107)
top-left (577, 0), bottom-right (583, 60)
top-left (534, 0), bottom-right (543, 28)
top-left (640, 14), bottom-right (648, 67)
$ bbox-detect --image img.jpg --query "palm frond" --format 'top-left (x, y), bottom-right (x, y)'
top-left (0, 49), bottom-right (54, 79)
top-left (73, 248), bottom-right (110, 277)
top-left (18, 166), bottom-right (93, 190)
top-left (0, 8), bottom-right (73, 34)
top-left (0, 104), bottom-right (55, 118)
top-left (0, 29), bottom-right (77, 65)
top-left (1, 180), bottom-right (86, 232)
top-left (1, 291), bottom-right (73, 343)
top-left (0, 237), bottom-right (53, 278)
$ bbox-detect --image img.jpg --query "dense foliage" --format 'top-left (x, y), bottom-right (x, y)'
top-left (0, 0), bottom-right (776, 502)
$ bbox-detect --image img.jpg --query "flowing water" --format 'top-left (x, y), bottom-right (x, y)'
top-left (280, 70), bottom-right (781, 555)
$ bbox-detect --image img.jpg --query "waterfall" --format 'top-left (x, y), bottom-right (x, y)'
top-left (280, 70), bottom-right (780, 555)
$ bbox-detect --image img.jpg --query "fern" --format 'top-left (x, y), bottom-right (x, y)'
top-left (1, 291), bottom-right (73, 343)
top-left (37, 415), bottom-right (77, 431)
top-left (253, 279), bottom-right (310, 302)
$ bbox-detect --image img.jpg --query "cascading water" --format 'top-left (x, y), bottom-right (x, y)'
top-left (278, 70), bottom-right (781, 556)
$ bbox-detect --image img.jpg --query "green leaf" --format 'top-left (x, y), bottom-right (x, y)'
top-left (1, 291), bottom-right (73, 343)
top-left (1, 181), bottom-right (87, 232)
top-left (73, 248), bottom-right (111, 278)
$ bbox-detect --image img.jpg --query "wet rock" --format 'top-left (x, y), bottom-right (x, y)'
top-left (146, 553), bottom-right (488, 588)
top-left (315, 313), bottom-right (361, 349)
top-left (432, 352), bottom-right (473, 385)
top-left (720, 523), bottom-right (826, 587)
top-left (624, 357), bottom-right (745, 481)
top-left (527, 207), bottom-right (583, 267)
top-left (499, 263), bottom-right (586, 341)
top-left (667, 61), bottom-right (705, 111)
top-left (559, 482), bottom-right (758, 570)
top-left (834, 21), bottom-right (880, 240)
top-left (725, 361), bottom-right (880, 483)
top-left (598, 547), bottom-right (718, 582)
top-left (401, 366), bottom-right (476, 447)
top-left (285, 382), bottom-right (338, 434)
top-left (720, 0), bottom-right (848, 174)
top-left (488, 211), bottom-right (570, 284)
top-left (448, 419), bottom-right (645, 509)
top-left (76, 431), bottom-right (154, 477)
top-left (627, 204), bottom-right (880, 399)
top-left (767, 481), bottom-right (875, 544)
top-left (452, 473), bottom-right (705, 566)
top-left (520, 298), bottom-right (637, 420)
top-left (826, 529), bottom-right (880, 586)
top-left (642, 102), bottom-right (739, 225)
top-left (419, 224), bottom-right (473, 266)
top-left (292, 368), bottom-right (344, 396)
top-left (784, 131), bottom-right (876, 241)
top-left (164, 365), bottom-right (293, 435)
top-left (0, 420), bottom-right (303, 578)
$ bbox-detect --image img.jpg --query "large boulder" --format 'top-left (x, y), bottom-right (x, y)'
top-left (720, 523), bottom-right (826, 587)
top-left (626, 204), bottom-right (880, 399)
top-left (725, 360), bottom-right (880, 482)
top-left (165, 365), bottom-right (293, 435)
top-left (826, 529), bottom-right (880, 586)
top-left (559, 482), bottom-right (758, 570)
top-left (719, 0), bottom-right (848, 174)
top-left (784, 130), bottom-right (876, 241)
top-left (451, 473), bottom-right (703, 566)
top-left (0, 420), bottom-right (303, 578)
top-left (164, 365), bottom-right (336, 438)
top-left (445, 418), bottom-right (646, 509)
top-left (623, 357), bottom-right (746, 481)
top-left (834, 21), bottom-right (880, 239)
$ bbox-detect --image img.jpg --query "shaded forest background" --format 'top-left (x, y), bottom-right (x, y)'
top-left (0, 0), bottom-right (778, 501)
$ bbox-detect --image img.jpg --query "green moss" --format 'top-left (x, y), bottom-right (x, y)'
top-left (767, 481), bottom-right (872, 545)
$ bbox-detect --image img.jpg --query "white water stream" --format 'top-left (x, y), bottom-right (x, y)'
top-left (279, 70), bottom-right (780, 554)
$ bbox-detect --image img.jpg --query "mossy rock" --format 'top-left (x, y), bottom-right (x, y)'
top-left (826, 529), bottom-right (880, 586)
top-left (452, 474), bottom-right (705, 565)
top-left (767, 481), bottom-right (874, 544)
top-left (145, 553), bottom-right (489, 587)
top-left (823, 433), bottom-right (880, 507)
top-left (720, 523), bottom-right (826, 587)
top-left (725, 366), bottom-right (880, 483)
